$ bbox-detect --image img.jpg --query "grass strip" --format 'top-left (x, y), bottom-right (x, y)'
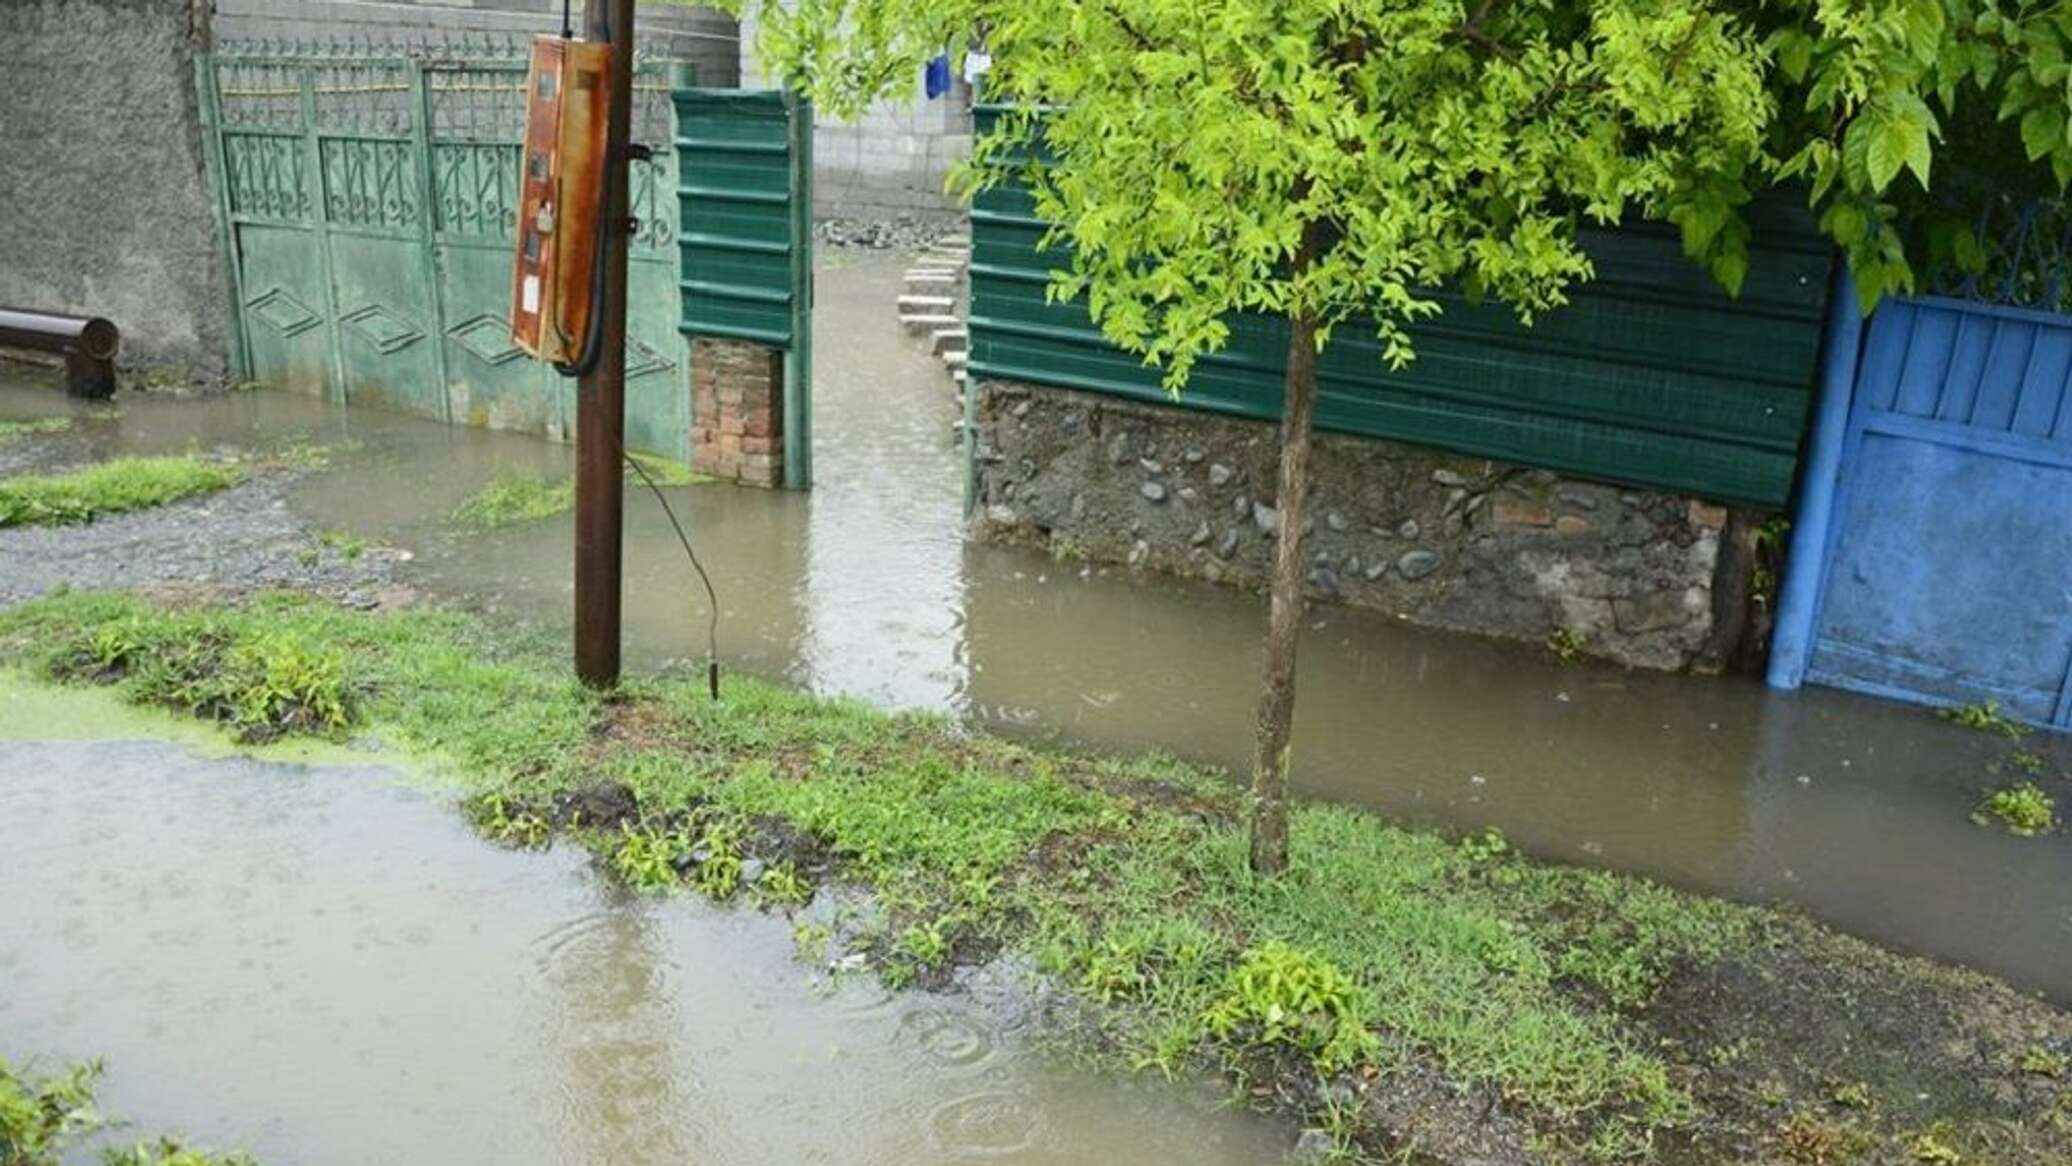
top-left (0, 456), bottom-right (241, 528)
top-left (2, 589), bottom-right (2066, 1164)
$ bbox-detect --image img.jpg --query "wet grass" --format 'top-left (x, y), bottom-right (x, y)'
top-left (0, 416), bottom-right (72, 443)
top-left (451, 455), bottom-right (712, 531)
top-left (3, 590), bottom-right (2069, 1164)
top-left (0, 456), bottom-right (242, 528)
top-left (0, 1055), bottom-right (256, 1165)
top-left (449, 470), bottom-right (573, 530)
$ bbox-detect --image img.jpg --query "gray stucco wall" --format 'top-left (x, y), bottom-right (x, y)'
top-left (0, 0), bottom-right (230, 377)
top-left (974, 381), bottom-right (1754, 672)
top-left (212, 0), bottom-right (740, 87)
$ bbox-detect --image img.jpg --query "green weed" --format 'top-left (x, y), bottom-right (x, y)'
top-left (1828, 1079), bottom-right (1874, 1110)
top-left (0, 456), bottom-right (241, 527)
top-left (2008, 748), bottom-right (2049, 776)
top-left (1202, 941), bottom-right (1380, 1073)
top-left (1546, 627), bottom-right (1587, 664)
top-left (2020, 1045), bottom-right (2069, 1078)
top-left (104, 1139), bottom-right (259, 1166)
top-left (623, 450), bottom-right (715, 487)
top-left (611, 825), bottom-right (690, 892)
top-left (453, 458), bottom-right (712, 531)
top-left (1906, 1125), bottom-right (1963, 1164)
top-left (451, 471), bottom-right (575, 529)
top-left (316, 530), bottom-right (369, 562)
top-left (0, 417), bottom-right (72, 442)
top-left (751, 861), bottom-right (813, 908)
top-left (0, 1056), bottom-right (254, 1166)
top-left (1942, 700), bottom-right (2032, 740)
top-left (45, 614), bottom-right (354, 743)
top-left (1973, 783), bottom-right (2058, 836)
top-left (466, 793), bottom-right (550, 849)
top-left (0, 1056), bottom-right (103, 1165)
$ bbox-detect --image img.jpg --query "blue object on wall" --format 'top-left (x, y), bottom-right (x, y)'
top-left (1777, 291), bottom-right (2072, 729)
top-left (924, 55), bottom-right (952, 99)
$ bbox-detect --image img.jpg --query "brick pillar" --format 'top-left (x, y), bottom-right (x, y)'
top-left (691, 337), bottom-right (786, 488)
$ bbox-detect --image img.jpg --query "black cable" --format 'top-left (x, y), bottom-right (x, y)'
top-left (561, 0), bottom-right (573, 39)
top-left (622, 448), bottom-right (723, 701)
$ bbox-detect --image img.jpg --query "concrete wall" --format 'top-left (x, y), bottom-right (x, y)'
top-left (0, 0), bottom-right (230, 377)
top-left (738, 11), bottom-right (970, 220)
top-left (212, 0), bottom-right (740, 85)
top-left (973, 382), bottom-right (1755, 672)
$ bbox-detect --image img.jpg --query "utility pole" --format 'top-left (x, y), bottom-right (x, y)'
top-left (573, 0), bottom-right (636, 688)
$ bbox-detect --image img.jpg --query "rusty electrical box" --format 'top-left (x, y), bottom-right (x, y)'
top-left (510, 35), bottom-right (613, 365)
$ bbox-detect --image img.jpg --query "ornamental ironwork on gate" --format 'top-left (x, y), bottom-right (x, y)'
top-left (195, 36), bottom-right (692, 457)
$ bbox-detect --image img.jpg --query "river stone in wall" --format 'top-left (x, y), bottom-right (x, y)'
top-left (970, 380), bottom-right (1738, 672)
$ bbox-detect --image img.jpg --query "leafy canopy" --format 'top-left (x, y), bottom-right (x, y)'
top-left (734, 0), bottom-right (2072, 378)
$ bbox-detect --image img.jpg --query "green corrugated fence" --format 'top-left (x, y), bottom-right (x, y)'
top-left (967, 112), bottom-right (1833, 508)
top-left (673, 88), bottom-right (810, 349)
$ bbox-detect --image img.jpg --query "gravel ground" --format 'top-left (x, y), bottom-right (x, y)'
top-left (0, 470), bottom-right (409, 609)
top-left (814, 213), bottom-right (962, 250)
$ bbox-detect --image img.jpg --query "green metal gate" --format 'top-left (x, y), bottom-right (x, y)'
top-left (195, 39), bottom-right (692, 458)
top-left (672, 87), bottom-right (814, 489)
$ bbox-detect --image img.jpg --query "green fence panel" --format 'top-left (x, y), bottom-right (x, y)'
top-left (199, 39), bottom-right (693, 460)
top-left (672, 86), bottom-right (813, 488)
top-left (672, 88), bottom-right (805, 348)
top-left (967, 110), bottom-right (1832, 507)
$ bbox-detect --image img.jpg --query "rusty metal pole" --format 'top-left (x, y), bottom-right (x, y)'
top-left (574, 0), bottom-right (635, 688)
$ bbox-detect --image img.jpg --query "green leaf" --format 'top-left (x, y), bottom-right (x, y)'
top-left (2022, 106), bottom-right (2066, 162)
top-left (1866, 118), bottom-right (1910, 192)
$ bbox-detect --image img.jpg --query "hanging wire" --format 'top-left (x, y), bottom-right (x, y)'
top-left (622, 449), bottom-right (723, 701)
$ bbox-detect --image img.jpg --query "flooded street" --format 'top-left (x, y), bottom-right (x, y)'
top-left (0, 736), bottom-right (1286, 1165)
top-left (1, 249), bottom-right (2068, 1008)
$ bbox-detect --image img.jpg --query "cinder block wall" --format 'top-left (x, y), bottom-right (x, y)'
top-left (0, 0), bottom-right (230, 377)
top-left (737, 11), bottom-right (971, 220)
top-left (212, 0), bottom-right (740, 86)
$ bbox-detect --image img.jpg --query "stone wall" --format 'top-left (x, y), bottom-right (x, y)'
top-left (691, 337), bottom-right (785, 487)
top-left (973, 381), bottom-right (1755, 672)
top-left (0, 0), bottom-right (229, 377)
top-left (212, 0), bottom-right (740, 86)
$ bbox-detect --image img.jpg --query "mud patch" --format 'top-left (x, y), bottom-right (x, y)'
top-left (1641, 915), bottom-right (2072, 1164)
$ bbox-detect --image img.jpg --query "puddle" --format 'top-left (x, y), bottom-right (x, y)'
top-left (1, 250), bottom-right (2069, 1004)
top-left (0, 738), bottom-right (1287, 1164)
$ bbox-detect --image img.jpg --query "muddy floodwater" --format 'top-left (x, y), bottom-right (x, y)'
top-left (0, 736), bottom-right (1287, 1164)
top-left (1, 250), bottom-right (2068, 1007)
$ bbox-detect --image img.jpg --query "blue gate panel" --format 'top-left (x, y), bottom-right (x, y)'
top-left (1801, 297), bottom-right (2072, 728)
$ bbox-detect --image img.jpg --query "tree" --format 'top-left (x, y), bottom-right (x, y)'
top-left (733, 0), bottom-right (2072, 874)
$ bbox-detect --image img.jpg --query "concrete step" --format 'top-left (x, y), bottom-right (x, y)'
top-left (932, 327), bottom-right (969, 355)
top-left (905, 270), bottom-right (960, 285)
top-left (901, 312), bottom-right (961, 332)
top-left (942, 349), bottom-right (969, 369)
top-left (897, 293), bottom-right (954, 311)
top-left (934, 233), bottom-right (971, 247)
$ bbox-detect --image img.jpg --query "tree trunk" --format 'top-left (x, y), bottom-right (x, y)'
top-left (1248, 265), bottom-right (1323, 877)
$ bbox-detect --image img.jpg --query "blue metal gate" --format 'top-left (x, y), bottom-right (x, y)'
top-left (1772, 288), bottom-right (2072, 728)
